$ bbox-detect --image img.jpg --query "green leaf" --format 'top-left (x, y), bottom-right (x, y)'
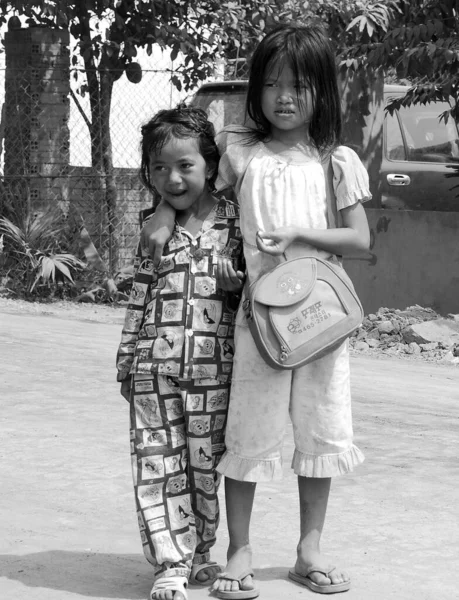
top-left (53, 259), bottom-right (73, 283)
top-left (365, 20), bottom-right (375, 38)
top-left (39, 256), bottom-right (56, 283)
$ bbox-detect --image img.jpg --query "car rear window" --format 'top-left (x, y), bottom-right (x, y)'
top-left (192, 88), bottom-right (248, 130)
top-left (386, 101), bottom-right (459, 163)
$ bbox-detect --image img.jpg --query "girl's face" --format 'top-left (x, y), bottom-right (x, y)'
top-left (261, 62), bottom-right (314, 142)
top-left (149, 136), bottom-right (213, 211)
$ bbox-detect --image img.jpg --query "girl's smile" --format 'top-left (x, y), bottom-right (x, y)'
top-left (149, 136), bottom-right (214, 214)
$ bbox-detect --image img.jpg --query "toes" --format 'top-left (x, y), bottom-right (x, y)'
top-left (308, 568), bottom-right (350, 587)
top-left (308, 571), bottom-right (331, 586)
top-left (196, 565), bottom-right (221, 582)
top-left (151, 587), bottom-right (186, 600)
top-left (211, 578), bottom-right (237, 593)
top-left (330, 569), bottom-right (350, 585)
top-left (211, 575), bottom-right (254, 594)
top-left (240, 574), bottom-right (254, 591)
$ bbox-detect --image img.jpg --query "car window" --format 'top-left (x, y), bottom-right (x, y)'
top-left (193, 89), bottom-right (248, 131)
top-left (396, 102), bottom-right (459, 163)
top-left (386, 111), bottom-right (406, 160)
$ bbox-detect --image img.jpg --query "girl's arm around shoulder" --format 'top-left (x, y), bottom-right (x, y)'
top-left (215, 125), bottom-right (255, 193)
top-left (140, 200), bottom-right (176, 267)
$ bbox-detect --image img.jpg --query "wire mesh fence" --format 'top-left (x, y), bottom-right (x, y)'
top-left (0, 27), bottom-right (247, 279)
top-left (0, 31), bottom-right (190, 276)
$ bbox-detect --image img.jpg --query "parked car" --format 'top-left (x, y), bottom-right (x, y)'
top-left (191, 81), bottom-right (459, 211)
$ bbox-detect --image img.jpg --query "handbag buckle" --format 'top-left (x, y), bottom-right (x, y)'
top-left (280, 345), bottom-right (288, 362)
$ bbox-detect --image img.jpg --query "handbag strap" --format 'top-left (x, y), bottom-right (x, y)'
top-left (322, 154), bottom-right (341, 229)
top-left (240, 149), bottom-right (339, 267)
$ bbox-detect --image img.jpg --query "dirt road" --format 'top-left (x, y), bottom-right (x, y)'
top-left (0, 309), bottom-right (458, 600)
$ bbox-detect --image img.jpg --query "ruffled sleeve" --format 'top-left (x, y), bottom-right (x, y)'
top-left (331, 145), bottom-right (372, 210)
top-left (215, 126), bottom-right (257, 193)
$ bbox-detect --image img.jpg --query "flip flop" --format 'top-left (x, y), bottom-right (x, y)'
top-left (214, 569), bottom-right (259, 599)
top-left (288, 566), bottom-right (351, 594)
top-left (189, 560), bottom-right (221, 585)
top-left (150, 575), bottom-right (188, 600)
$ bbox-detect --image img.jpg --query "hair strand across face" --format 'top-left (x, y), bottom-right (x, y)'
top-left (246, 22), bottom-right (342, 153)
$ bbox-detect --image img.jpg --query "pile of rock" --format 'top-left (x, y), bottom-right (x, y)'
top-left (350, 305), bottom-right (459, 364)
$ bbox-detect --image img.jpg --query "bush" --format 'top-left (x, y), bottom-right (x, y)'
top-left (0, 191), bottom-right (85, 298)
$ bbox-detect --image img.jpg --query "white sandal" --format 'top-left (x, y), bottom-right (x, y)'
top-left (150, 575), bottom-right (188, 600)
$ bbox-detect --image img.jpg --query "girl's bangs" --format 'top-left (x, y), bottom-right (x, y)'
top-left (148, 125), bottom-right (198, 157)
top-left (147, 128), bottom-right (171, 157)
top-left (264, 46), bottom-right (312, 90)
top-left (285, 43), bottom-right (313, 88)
top-left (263, 52), bottom-right (286, 80)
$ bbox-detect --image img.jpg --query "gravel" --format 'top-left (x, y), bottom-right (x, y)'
top-left (1, 297), bottom-right (457, 365)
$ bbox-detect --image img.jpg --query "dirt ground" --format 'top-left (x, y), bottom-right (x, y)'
top-left (1, 298), bottom-right (458, 600)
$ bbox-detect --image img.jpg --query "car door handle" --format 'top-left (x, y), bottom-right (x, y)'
top-left (387, 173), bottom-right (411, 186)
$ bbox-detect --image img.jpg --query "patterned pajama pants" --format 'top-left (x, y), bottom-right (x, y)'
top-left (129, 373), bottom-right (229, 579)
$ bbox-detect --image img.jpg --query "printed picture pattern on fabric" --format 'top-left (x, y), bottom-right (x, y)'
top-left (130, 374), bottom-right (229, 573)
top-left (116, 196), bottom-right (243, 382)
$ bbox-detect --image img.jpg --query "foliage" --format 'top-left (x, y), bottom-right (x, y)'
top-left (3, 1), bottom-right (455, 119)
top-left (74, 225), bottom-right (132, 304)
top-left (1, 1), bottom-right (397, 92)
top-left (0, 204), bottom-right (85, 295)
top-left (341, 0), bottom-right (459, 121)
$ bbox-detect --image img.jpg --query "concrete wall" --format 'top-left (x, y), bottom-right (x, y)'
top-left (344, 208), bottom-right (459, 316)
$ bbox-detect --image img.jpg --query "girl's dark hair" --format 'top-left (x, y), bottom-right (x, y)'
top-left (140, 104), bottom-right (219, 192)
top-left (246, 22), bottom-right (342, 153)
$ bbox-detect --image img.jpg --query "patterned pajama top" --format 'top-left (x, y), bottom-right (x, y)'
top-left (116, 196), bottom-right (243, 383)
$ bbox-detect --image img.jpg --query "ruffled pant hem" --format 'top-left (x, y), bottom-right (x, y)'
top-left (215, 450), bottom-right (284, 482)
top-left (291, 444), bottom-right (365, 478)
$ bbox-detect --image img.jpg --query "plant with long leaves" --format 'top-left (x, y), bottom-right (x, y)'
top-left (0, 208), bottom-right (85, 293)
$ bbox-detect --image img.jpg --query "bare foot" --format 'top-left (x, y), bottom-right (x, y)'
top-left (294, 548), bottom-right (350, 589)
top-left (192, 563), bottom-right (221, 584)
top-left (211, 544), bottom-right (255, 595)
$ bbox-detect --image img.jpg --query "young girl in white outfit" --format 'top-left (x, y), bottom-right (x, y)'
top-left (142, 22), bottom-right (371, 599)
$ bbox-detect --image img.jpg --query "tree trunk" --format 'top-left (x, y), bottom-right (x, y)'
top-left (99, 58), bottom-right (119, 274)
top-left (78, 12), bottom-right (120, 275)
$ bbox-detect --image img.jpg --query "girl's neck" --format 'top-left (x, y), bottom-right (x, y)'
top-left (267, 127), bottom-right (312, 152)
top-left (264, 136), bottom-right (316, 160)
top-left (270, 123), bottom-right (311, 147)
top-left (176, 190), bottom-right (216, 235)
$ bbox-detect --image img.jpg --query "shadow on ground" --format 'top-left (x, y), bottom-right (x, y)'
top-left (0, 551), bottom-right (292, 598)
top-left (0, 551), bottom-right (151, 599)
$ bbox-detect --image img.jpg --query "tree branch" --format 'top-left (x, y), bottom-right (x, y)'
top-left (69, 87), bottom-right (92, 130)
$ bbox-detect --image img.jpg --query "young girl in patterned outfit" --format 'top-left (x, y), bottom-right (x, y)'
top-left (116, 106), bottom-right (244, 600)
top-left (141, 23), bottom-right (371, 599)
